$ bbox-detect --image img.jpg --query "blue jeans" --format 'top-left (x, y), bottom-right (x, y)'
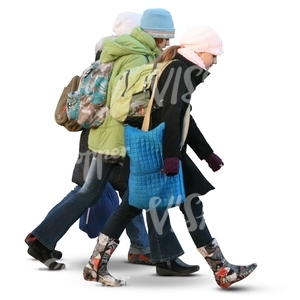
top-left (146, 195), bottom-right (212, 262)
top-left (102, 189), bottom-right (184, 263)
top-left (103, 190), bottom-right (213, 262)
top-left (146, 209), bottom-right (184, 263)
top-left (32, 155), bottom-right (150, 253)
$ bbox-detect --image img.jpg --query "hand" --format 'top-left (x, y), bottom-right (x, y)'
top-left (205, 153), bottom-right (224, 172)
top-left (163, 157), bottom-right (180, 176)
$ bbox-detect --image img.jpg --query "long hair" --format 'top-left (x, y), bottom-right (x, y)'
top-left (154, 46), bottom-right (180, 63)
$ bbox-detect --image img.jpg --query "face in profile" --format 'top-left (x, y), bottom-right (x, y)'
top-left (155, 38), bottom-right (170, 50)
top-left (197, 52), bottom-right (218, 70)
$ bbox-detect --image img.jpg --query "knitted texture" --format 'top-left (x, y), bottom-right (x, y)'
top-left (140, 8), bottom-right (175, 38)
top-left (179, 25), bottom-right (224, 56)
top-left (112, 11), bottom-right (141, 36)
top-left (205, 153), bottom-right (224, 172)
top-left (95, 11), bottom-right (141, 54)
top-left (163, 157), bottom-right (180, 176)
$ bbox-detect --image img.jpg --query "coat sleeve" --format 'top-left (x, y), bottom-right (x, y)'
top-left (186, 114), bottom-right (213, 160)
top-left (155, 61), bottom-right (188, 160)
top-left (154, 60), bottom-right (214, 161)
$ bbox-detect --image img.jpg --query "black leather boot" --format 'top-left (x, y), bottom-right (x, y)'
top-left (27, 239), bottom-right (65, 270)
top-left (156, 257), bottom-right (200, 276)
top-left (25, 233), bottom-right (63, 260)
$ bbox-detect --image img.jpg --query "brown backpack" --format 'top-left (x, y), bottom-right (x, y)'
top-left (54, 75), bottom-right (82, 132)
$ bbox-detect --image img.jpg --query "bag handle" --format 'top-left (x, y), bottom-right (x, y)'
top-left (179, 105), bottom-right (190, 150)
top-left (141, 61), bottom-right (190, 150)
top-left (142, 61), bottom-right (170, 131)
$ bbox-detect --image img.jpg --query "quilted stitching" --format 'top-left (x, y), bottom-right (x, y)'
top-left (124, 123), bottom-right (186, 210)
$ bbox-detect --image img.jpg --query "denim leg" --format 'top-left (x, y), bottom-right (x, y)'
top-left (179, 196), bottom-right (212, 248)
top-left (32, 155), bottom-right (117, 250)
top-left (126, 214), bottom-right (150, 254)
top-left (32, 185), bottom-right (81, 235)
top-left (146, 209), bottom-right (184, 263)
top-left (58, 185), bottom-right (81, 202)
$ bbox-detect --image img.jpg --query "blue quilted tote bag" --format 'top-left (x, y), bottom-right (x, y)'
top-left (124, 122), bottom-right (186, 210)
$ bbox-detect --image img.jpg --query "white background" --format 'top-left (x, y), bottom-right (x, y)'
top-left (1, 0), bottom-right (297, 298)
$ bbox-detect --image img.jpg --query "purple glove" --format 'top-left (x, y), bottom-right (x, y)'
top-left (163, 157), bottom-right (180, 176)
top-left (205, 153), bottom-right (224, 172)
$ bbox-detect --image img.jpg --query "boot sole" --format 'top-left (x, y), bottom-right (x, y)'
top-left (156, 265), bottom-right (199, 276)
top-left (28, 245), bottom-right (65, 270)
top-left (25, 236), bottom-right (63, 259)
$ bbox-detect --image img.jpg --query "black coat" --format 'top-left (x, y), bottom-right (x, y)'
top-left (117, 54), bottom-right (215, 196)
top-left (71, 128), bottom-right (92, 186)
top-left (150, 54), bottom-right (215, 196)
top-left (71, 129), bottom-right (126, 195)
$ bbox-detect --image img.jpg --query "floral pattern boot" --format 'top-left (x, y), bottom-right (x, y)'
top-left (83, 233), bottom-right (125, 286)
top-left (198, 238), bottom-right (257, 289)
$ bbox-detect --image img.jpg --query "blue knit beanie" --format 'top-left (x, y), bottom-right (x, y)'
top-left (140, 8), bottom-right (175, 38)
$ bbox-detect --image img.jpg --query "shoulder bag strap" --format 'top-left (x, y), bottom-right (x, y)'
top-left (179, 105), bottom-right (190, 151)
top-left (141, 62), bottom-right (190, 151)
top-left (142, 61), bottom-right (170, 131)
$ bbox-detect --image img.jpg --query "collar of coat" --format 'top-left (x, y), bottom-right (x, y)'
top-left (175, 53), bottom-right (210, 86)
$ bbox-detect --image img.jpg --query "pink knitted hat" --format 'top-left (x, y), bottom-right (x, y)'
top-left (179, 25), bottom-right (224, 56)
